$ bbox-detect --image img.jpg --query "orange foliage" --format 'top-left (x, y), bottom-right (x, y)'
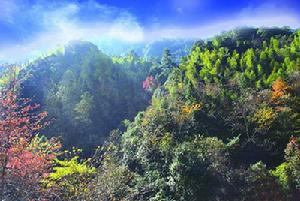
top-left (181, 103), bottom-right (202, 115)
top-left (271, 78), bottom-right (290, 101)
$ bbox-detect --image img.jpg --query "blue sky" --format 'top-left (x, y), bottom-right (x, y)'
top-left (0, 0), bottom-right (300, 62)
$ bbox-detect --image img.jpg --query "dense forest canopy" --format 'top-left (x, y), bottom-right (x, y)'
top-left (0, 27), bottom-right (300, 200)
top-left (5, 39), bottom-right (195, 155)
top-left (16, 41), bottom-right (152, 154)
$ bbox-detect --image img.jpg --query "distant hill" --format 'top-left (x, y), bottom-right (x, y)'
top-left (142, 39), bottom-right (195, 62)
top-left (95, 38), bottom-right (195, 62)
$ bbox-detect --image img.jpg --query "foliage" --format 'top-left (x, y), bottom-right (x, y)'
top-left (271, 162), bottom-right (289, 190)
top-left (44, 154), bottom-right (96, 200)
top-left (271, 78), bottom-right (291, 101)
top-left (19, 42), bottom-right (152, 155)
top-left (2, 27), bottom-right (300, 200)
top-left (241, 162), bottom-right (285, 201)
top-left (142, 75), bottom-right (157, 91)
top-left (0, 80), bottom-right (61, 200)
top-left (84, 27), bottom-right (300, 201)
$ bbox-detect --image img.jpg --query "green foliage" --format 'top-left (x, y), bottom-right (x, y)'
top-left (182, 28), bottom-right (299, 89)
top-left (19, 42), bottom-right (151, 155)
top-left (5, 27), bottom-right (300, 200)
top-left (84, 28), bottom-right (300, 201)
top-left (169, 136), bottom-right (230, 200)
top-left (0, 66), bottom-right (20, 87)
top-left (271, 162), bottom-right (289, 190)
top-left (48, 156), bottom-right (96, 181)
top-left (44, 155), bottom-right (96, 200)
top-left (73, 92), bottom-right (94, 125)
top-left (242, 162), bottom-right (285, 201)
top-left (149, 48), bottom-right (177, 85)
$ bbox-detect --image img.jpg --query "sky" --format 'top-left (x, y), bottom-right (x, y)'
top-left (0, 0), bottom-right (300, 62)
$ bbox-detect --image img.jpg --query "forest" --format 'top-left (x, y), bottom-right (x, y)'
top-left (0, 27), bottom-right (300, 201)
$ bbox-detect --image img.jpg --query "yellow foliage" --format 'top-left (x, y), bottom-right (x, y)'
top-left (159, 133), bottom-right (172, 151)
top-left (253, 107), bottom-right (277, 129)
top-left (43, 156), bottom-right (96, 197)
top-left (181, 103), bottom-right (202, 115)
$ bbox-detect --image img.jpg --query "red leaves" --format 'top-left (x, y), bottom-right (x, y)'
top-left (0, 88), bottom-right (46, 150)
top-left (143, 76), bottom-right (157, 90)
top-left (0, 82), bottom-right (61, 198)
top-left (7, 148), bottom-right (49, 178)
top-left (287, 136), bottom-right (300, 151)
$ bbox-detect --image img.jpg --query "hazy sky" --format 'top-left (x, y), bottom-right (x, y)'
top-left (0, 0), bottom-right (300, 62)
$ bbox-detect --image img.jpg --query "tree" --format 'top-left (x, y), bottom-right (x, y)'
top-left (271, 78), bottom-right (291, 101)
top-left (0, 80), bottom-right (61, 200)
top-left (241, 162), bottom-right (285, 201)
top-left (44, 155), bottom-right (96, 200)
top-left (74, 92), bottom-right (94, 125)
top-left (271, 137), bottom-right (300, 200)
top-left (150, 49), bottom-right (176, 85)
top-left (170, 136), bottom-right (232, 201)
top-left (20, 42), bottom-right (151, 155)
top-left (142, 75), bottom-right (157, 91)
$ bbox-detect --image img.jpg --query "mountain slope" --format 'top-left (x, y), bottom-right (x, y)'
top-left (87, 27), bottom-right (300, 201)
top-left (18, 41), bottom-right (152, 154)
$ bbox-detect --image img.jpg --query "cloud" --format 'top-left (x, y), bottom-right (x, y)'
top-left (147, 2), bottom-right (300, 40)
top-left (0, 0), bottom-right (299, 63)
top-left (0, 0), bottom-right (144, 62)
top-left (147, 15), bottom-right (300, 40)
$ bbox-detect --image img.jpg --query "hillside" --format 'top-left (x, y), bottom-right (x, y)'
top-left (0, 27), bottom-right (300, 200)
top-left (12, 38), bottom-right (194, 155)
top-left (85, 27), bottom-right (300, 200)
top-left (17, 41), bottom-right (152, 154)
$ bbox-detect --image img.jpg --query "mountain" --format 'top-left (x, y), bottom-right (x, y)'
top-left (95, 39), bottom-right (146, 56)
top-left (85, 27), bottom-right (300, 200)
top-left (1, 37), bottom-right (194, 155)
top-left (18, 41), bottom-right (152, 155)
top-left (142, 39), bottom-right (195, 62)
top-left (1, 27), bottom-right (300, 200)
top-left (96, 38), bottom-right (195, 62)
